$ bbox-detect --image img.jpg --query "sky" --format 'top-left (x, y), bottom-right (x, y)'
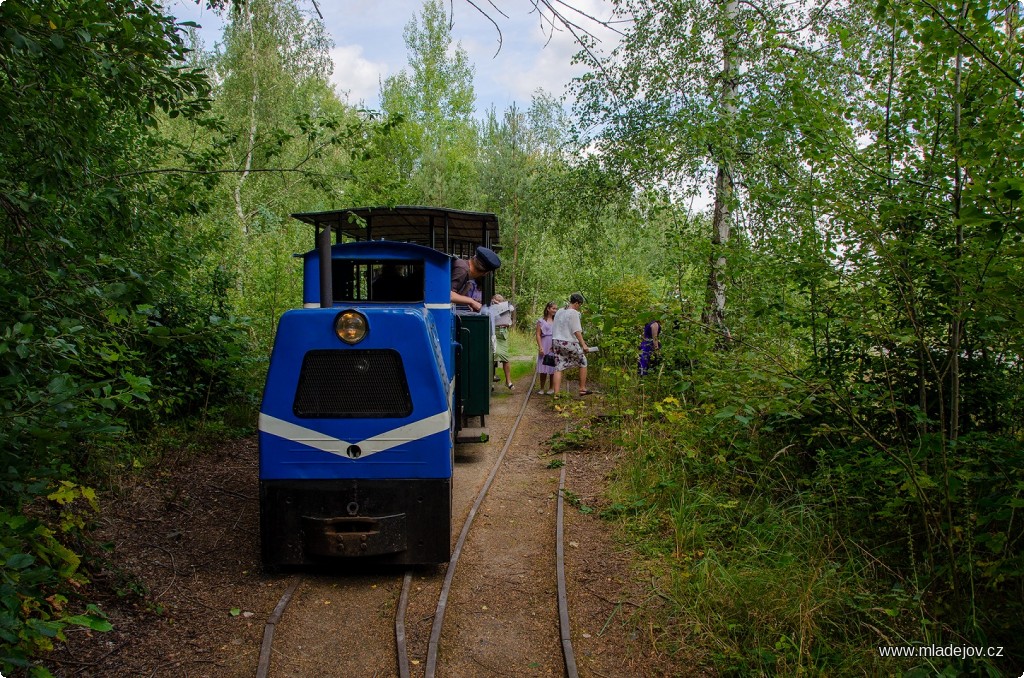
top-left (166, 0), bottom-right (620, 115)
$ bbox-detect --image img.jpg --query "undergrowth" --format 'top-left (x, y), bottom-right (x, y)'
top-left (603, 416), bottom-right (920, 675)
top-left (0, 402), bottom-right (258, 677)
top-left (574, 289), bottom-right (1022, 676)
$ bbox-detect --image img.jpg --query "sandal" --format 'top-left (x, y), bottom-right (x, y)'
top-left (578, 389), bottom-right (594, 396)
top-left (507, 382), bottom-right (515, 390)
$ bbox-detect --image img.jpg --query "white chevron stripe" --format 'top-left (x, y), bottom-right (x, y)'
top-left (259, 411), bottom-right (451, 459)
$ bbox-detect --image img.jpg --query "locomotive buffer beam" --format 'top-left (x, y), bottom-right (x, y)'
top-left (302, 514), bottom-right (408, 557)
top-left (456, 427), bottom-right (489, 444)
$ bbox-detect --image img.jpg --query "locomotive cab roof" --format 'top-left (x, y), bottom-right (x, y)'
top-left (292, 206), bottom-right (500, 258)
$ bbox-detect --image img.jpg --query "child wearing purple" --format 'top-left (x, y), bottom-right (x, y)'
top-left (638, 319), bottom-right (662, 376)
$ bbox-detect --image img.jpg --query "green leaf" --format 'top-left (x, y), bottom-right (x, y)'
top-left (63, 611), bottom-right (113, 633)
top-left (27, 618), bottom-right (62, 638)
top-left (6, 553), bottom-right (35, 569)
top-left (46, 376), bottom-right (72, 396)
top-left (5, 28), bottom-right (27, 50)
top-left (959, 205), bottom-right (989, 225)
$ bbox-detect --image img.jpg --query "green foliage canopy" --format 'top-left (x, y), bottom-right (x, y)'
top-left (0, 1), bottom-right (251, 670)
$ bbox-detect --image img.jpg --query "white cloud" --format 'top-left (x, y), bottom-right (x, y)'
top-left (489, 39), bottom-right (596, 106)
top-left (329, 45), bottom-right (389, 108)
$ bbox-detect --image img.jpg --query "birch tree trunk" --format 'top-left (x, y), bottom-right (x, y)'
top-left (234, 2), bottom-right (259, 237)
top-left (510, 190), bottom-right (521, 301)
top-left (703, 0), bottom-right (739, 338)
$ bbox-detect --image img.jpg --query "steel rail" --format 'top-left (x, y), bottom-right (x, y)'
top-left (423, 371), bottom-right (538, 678)
top-left (255, 578), bottom-right (300, 678)
top-left (396, 571), bottom-right (414, 678)
top-left (557, 463), bottom-right (580, 678)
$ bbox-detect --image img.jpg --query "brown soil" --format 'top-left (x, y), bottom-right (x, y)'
top-left (43, 372), bottom-right (686, 677)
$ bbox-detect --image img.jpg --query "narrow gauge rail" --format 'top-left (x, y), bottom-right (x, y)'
top-left (257, 375), bottom-right (581, 678)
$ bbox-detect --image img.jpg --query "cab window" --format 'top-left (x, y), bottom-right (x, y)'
top-left (331, 259), bottom-right (425, 302)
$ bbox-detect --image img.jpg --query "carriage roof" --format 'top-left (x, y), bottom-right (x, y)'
top-left (291, 206), bottom-right (500, 259)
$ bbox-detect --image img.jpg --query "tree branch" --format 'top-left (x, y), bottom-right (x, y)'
top-left (919, 0), bottom-right (1023, 89)
top-left (101, 166), bottom-right (336, 179)
top-left (458, 0), bottom-right (507, 56)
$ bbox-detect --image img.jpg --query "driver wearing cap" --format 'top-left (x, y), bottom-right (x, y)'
top-left (451, 246), bottom-right (501, 312)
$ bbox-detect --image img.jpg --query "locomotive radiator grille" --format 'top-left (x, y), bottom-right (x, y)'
top-left (293, 349), bottom-right (413, 418)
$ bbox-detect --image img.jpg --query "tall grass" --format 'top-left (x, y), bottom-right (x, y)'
top-left (507, 325), bottom-right (537, 357)
top-left (597, 394), bottom-right (923, 676)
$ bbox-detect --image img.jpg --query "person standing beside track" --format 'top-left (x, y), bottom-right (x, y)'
top-left (550, 293), bottom-right (593, 396)
top-left (638, 317), bottom-right (662, 376)
top-left (487, 294), bottom-right (515, 389)
top-left (451, 247), bottom-right (501, 312)
top-left (535, 301), bottom-right (557, 394)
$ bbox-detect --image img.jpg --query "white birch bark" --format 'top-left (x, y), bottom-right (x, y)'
top-left (704, 0), bottom-right (739, 337)
top-left (234, 3), bottom-right (259, 236)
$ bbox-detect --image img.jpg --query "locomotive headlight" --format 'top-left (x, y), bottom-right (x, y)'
top-left (334, 310), bottom-right (368, 344)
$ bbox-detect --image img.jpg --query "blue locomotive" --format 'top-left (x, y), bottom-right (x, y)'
top-left (259, 207), bottom-right (499, 568)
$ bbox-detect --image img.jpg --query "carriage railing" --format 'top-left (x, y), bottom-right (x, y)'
top-left (294, 206), bottom-right (501, 309)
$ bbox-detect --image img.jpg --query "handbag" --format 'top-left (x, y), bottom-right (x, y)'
top-left (542, 353), bottom-right (557, 367)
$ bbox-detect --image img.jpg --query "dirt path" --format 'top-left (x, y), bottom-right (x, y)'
top-left (437, 389), bottom-right (561, 676)
top-left (45, 372), bottom-right (675, 677)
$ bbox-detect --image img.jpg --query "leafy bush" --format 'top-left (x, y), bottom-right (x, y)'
top-left (0, 486), bottom-right (112, 677)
